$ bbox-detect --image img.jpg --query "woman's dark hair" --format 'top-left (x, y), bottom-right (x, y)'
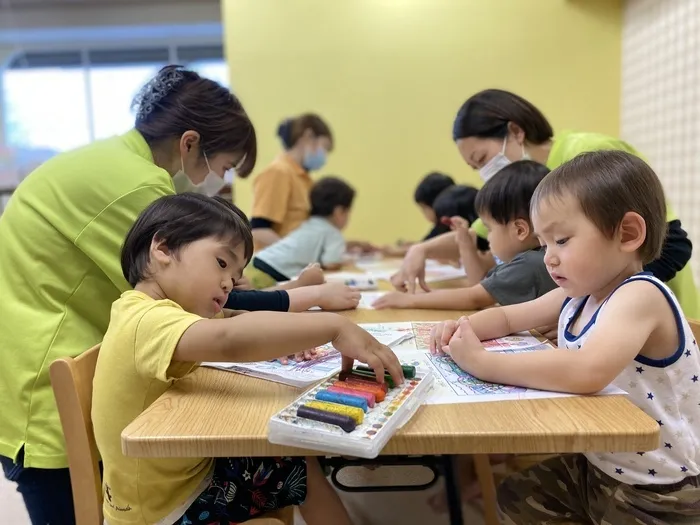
top-left (414, 172), bottom-right (455, 207)
top-left (132, 65), bottom-right (257, 177)
top-left (452, 89), bottom-right (553, 145)
top-left (277, 113), bottom-right (333, 151)
top-left (432, 184), bottom-right (480, 225)
top-left (121, 193), bottom-right (254, 287)
top-left (475, 160), bottom-right (550, 225)
top-left (310, 176), bottom-right (355, 217)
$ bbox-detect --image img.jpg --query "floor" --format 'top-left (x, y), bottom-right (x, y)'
top-left (1, 465), bottom-right (487, 525)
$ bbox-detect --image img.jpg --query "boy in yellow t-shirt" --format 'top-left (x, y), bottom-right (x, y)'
top-left (92, 193), bottom-right (404, 525)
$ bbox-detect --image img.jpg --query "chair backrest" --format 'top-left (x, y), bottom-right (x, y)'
top-left (49, 344), bottom-right (293, 525)
top-left (688, 318), bottom-right (700, 343)
top-left (50, 345), bottom-right (102, 525)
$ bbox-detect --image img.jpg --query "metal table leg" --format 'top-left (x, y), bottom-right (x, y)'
top-left (442, 454), bottom-right (464, 525)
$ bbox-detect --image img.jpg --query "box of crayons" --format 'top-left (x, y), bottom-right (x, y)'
top-left (268, 363), bottom-right (434, 459)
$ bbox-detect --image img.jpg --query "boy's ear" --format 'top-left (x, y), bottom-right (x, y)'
top-left (512, 218), bottom-right (532, 240)
top-left (150, 237), bottom-right (173, 266)
top-left (618, 211), bottom-right (646, 254)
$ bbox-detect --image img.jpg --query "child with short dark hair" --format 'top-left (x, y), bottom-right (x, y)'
top-left (92, 193), bottom-right (403, 525)
top-left (414, 171), bottom-right (456, 240)
top-left (431, 184), bottom-right (480, 228)
top-left (246, 177), bottom-right (355, 289)
top-left (431, 151), bottom-right (700, 523)
top-left (375, 160), bottom-right (556, 310)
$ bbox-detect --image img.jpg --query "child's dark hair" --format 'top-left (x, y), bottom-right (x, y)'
top-left (475, 160), bottom-right (550, 225)
top-left (132, 65), bottom-right (257, 178)
top-left (310, 177), bottom-right (355, 217)
top-left (532, 151), bottom-right (666, 264)
top-left (432, 185), bottom-right (480, 225)
top-left (453, 89), bottom-right (553, 144)
top-left (414, 172), bottom-right (455, 207)
top-left (277, 113), bottom-right (334, 151)
top-left (121, 193), bottom-right (254, 287)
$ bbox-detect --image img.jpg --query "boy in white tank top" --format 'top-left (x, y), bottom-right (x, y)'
top-left (430, 150), bottom-right (700, 524)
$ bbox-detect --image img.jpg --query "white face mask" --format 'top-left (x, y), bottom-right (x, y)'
top-left (224, 168), bottom-right (236, 185)
top-left (478, 136), bottom-right (530, 182)
top-left (173, 153), bottom-right (226, 196)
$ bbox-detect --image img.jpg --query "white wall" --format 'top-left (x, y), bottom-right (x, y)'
top-left (621, 0), bottom-right (700, 283)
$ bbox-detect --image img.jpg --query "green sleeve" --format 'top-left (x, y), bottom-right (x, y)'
top-left (74, 185), bottom-right (172, 292)
top-left (472, 217), bottom-right (488, 239)
top-left (547, 132), bottom-right (676, 221)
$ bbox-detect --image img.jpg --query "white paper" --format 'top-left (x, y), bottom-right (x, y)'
top-left (359, 260), bottom-right (466, 284)
top-left (379, 321), bottom-right (627, 405)
top-left (203, 323), bottom-right (414, 388)
top-left (358, 291), bottom-right (386, 309)
top-left (324, 272), bottom-right (379, 290)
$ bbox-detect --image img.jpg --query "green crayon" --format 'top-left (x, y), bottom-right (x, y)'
top-left (356, 364), bottom-right (416, 379)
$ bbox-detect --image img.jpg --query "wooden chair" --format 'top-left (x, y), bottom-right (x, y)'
top-left (473, 455), bottom-right (500, 525)
top-left (688, 318), bottom-right (700, 342)
top-left (50, 345), bottom-right (292, 525)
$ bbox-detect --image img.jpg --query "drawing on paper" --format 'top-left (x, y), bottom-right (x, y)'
top-left (233, 345), bottom-right (341, 376)
top-left (482, 335), bottom-right (540, 350)
top-left (426, 353), bottom-right (527, 396)
top-left (410, 322), bottom-right (437, 350)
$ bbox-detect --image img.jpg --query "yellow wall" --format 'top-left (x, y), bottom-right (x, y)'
top-left (223, 0), bottom-right (622, 244)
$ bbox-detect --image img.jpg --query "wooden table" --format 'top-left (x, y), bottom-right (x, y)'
top-left (121, 274), bottom-right (659, 525)
top-left (122, 294), bottom-right (659, 458)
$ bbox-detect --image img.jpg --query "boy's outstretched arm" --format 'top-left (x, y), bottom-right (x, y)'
top-left (174, 311), bottom-right (404, 384)
top-left (373, 285), bottom-right (495, 311)
top-left (429, 287), bottom-right (565, 353)
top-left (449, 282), bottom-right (665, 394)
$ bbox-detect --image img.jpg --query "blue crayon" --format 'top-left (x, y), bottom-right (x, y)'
top-left (315, 389), bottom-right (368, 412)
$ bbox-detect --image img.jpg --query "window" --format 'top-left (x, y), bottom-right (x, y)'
top-left (5, 66), bottom-right (90, 152)
top-left (1, 44), bottom-right (229, 180)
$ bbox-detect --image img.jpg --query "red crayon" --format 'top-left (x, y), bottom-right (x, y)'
top-left (335, 380), bottom-right (386, 402)
top-left (327, 385), bottom-right (376, 407)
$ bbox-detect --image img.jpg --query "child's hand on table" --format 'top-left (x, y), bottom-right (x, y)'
top-left (316, 283), bottom-right (360, 311)
top-left (347, 240), bottom-right (380, 254)
top-left (372, 291), bottom-right (413, 310)
top-left (429, 316), bottom-right (467, 355)
top-left (445, 318), bottom-right (485, 364)
top-left (297, 263), bottom-right (326, 287)
top-left (332, 318), bottom-right (404, 385)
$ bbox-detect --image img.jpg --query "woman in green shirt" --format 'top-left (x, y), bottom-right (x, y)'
top-left (0, 65), bottom-right (256, 524)
top-left (391, 89), bottom-right (698, 318)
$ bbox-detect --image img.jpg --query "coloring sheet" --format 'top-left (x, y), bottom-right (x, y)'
top-left (378, 322), bottom-right (626, 404)
top-left (206, 344), bottom-right (343, 388)
top-left (356, 259), bottom-right (466, 284)
top-left (204, 323), bottom-right (414, 388)
top-left (324, 272), bottom-right (378, 290)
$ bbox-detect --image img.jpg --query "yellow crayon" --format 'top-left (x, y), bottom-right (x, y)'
top-left (305, 400), bottom-right (364, 425)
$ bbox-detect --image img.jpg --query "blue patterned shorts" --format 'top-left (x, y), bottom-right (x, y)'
top-left (177, 456), bottom-right (307, 524)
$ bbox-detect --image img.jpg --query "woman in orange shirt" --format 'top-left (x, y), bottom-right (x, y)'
top-left (250, 114), bottom-right (333, 250)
